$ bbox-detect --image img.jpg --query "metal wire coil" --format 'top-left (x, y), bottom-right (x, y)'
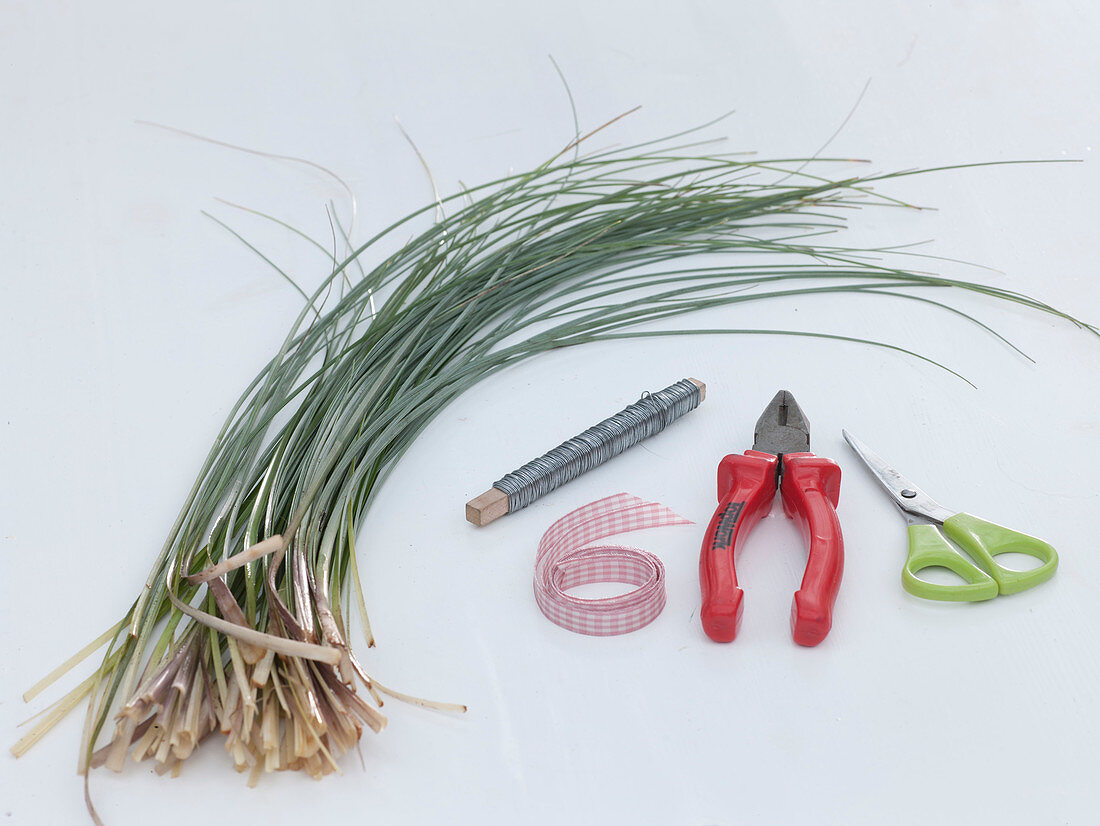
top-left (493, 378), bottom-right (702, 513)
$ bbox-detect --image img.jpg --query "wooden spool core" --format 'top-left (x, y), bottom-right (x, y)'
top-left (466, 487), bottom-right (509, 526)
top-left (465, 377), bottom-right (706, 527)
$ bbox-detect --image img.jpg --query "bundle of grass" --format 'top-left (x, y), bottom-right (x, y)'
top-left (13, 114), bottom-right (1094, 821)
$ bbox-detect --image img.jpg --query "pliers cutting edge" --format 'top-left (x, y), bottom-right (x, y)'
top-left (699, 390), bottom-right (844, 646)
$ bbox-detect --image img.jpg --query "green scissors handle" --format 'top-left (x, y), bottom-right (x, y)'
top-left (903, 513), bottom-right (1059, 602)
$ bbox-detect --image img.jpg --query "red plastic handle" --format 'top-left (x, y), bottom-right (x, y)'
top-left (699, 451), bottom-right (778, 642)
top-left (780, 453), bottom-right (844, 647)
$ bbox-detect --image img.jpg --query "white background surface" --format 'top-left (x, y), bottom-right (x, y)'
top-left (3, 2), bottom-right (1099, 824)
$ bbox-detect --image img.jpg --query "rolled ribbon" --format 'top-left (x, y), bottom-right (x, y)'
top-left (533, 493), bottom-right (692, 636)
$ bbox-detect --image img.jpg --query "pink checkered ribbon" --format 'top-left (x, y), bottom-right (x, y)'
top-left (534, 493), bottom-right (692, 636)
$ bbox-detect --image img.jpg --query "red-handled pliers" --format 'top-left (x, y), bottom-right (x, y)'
top-left (699, 390), bottom-right (843, 646)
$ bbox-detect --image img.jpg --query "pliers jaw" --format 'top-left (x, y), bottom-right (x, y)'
top-left (753, 389), bottom-right (811, 475)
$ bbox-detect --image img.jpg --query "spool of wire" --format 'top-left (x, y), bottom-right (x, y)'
top-left (466, 377), bottom-right (705, 525)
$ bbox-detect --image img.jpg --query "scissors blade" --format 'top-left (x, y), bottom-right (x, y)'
top-left (841, 430), bottom-right (955, 524)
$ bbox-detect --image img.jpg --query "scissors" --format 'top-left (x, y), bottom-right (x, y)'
top-left (842, 430), bottom-right (1058, 601)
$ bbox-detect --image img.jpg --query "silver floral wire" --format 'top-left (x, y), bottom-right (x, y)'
top-left (493, 378), bottom-right (702, 513)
